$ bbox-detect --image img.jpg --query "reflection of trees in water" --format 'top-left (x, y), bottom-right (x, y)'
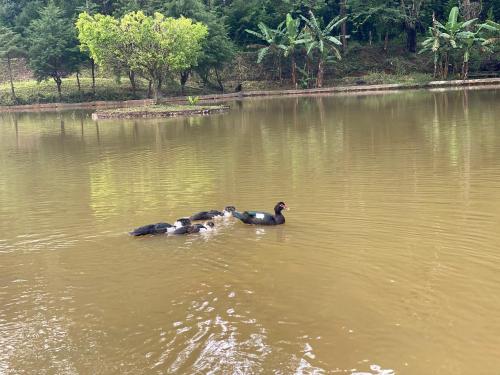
top-left (1, 89), bottom-right (499, 225)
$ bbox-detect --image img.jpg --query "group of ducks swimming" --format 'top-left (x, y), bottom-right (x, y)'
top-left (130, 201), bottom-right (288, 237)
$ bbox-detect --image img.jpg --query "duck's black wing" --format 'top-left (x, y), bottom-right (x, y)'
top-left (190, 210), bottom-right (223, 221)
top-left (233, 211), bottom-right (276, 225)
top-left (172, 225), bottom-right (201, 235)
top-left (130, 222), bottom-right (172, 236)
top-left (153, 222), bottom-right (173, 234)
top-left (130, 224), bottom-right (156, 236)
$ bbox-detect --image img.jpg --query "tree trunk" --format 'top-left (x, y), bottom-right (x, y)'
top-left (54, 76), bottom-right (62, 101)
top-left (291, 55), bottom-right (297, 88)
top-left (90, 58), bottom-right (96, 96)
top-left (317, 58), bottom-right (324, 88)
top-left (369, 30), bottom-right (372, 46)
top-left (152, 78), bottom-right (161, 104)
top-left (76, 71), bottom-right (81, 92)
top-left (306, 57), bottom-right (312, 87)
top-left (340, 0), bottom-right (348, 53)
top-left (147, 80), bottom-right (152, 99)
top-left (214, 68), bottom-right (224, 93)
top-left (6, 56), bottom-right (16, 103)
top-left (384, 31), bottom-right (389, 52)
top-left (180, 70), bottom-right (190, 95)
top-left (444, 53), bottom-right (449, 79)
top-left (462, 60), bottom-right (469, 80)
top-left (277, 54), bottom-right (282, 83)
top-left (128, 70), bottom-right (136, 96)
top-left (406, 24), bottom-right (417, 53)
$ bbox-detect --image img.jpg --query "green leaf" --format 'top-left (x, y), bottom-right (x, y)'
top-left (461, 19), bottom-right (478, 29)
top-left (447, 7), bottom-right (459, 30)
top-left (326, 36), bottom-right (342, 46)
top-left (257, 46), bottom-right (269, 63)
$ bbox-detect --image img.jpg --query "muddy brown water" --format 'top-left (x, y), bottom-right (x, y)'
top-left (1, 88), bottom-right (500, 374)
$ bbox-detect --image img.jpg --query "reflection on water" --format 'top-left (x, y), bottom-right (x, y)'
top-left (1, 88), bottom-right (500, 374)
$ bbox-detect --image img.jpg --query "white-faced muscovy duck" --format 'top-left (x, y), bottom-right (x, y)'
top-left (172, 222), bottom-right (215, 235)
top-left (130, 218), bottom-right (191, 236)
top-left (189, 206), bottom-right (236, 221)
top-left (232, 202), bottom-right (288, 225)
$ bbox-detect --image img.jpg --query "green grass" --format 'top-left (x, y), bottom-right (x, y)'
top-left (0, 75), bottom-right (208, 106)
top-left (335, 72), bottom-right (434, 86)
top-left (0, 77), bottom-right (142, 106)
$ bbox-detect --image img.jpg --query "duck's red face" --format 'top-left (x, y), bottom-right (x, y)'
top-left (278, 202), bottom-right (288, 210)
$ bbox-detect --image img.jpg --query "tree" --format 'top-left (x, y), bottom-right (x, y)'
top-left (77, 11), bottom-right (208, 103)
top-left (160, 0), bottom-right (235, 93)
top-left (301, 11), bottom-right (346, 88)
top-left (400, 0), bottom-right (425, 53)
top-left (246, 21), bottom-right (286, 81)
top-left (339, 0), bottom-right (348, 53)
top-left (0, 26), bottom-right (24, 102)
top-left (420, 7), bottom-right (497, 79)
top-left (278, 13), bottom-right (307, 87)
top-left (27, 2), bottom-right (80, 101)
top-left (195, 20), bottom-right (235, 92)
top-left (76, 11), bottom-right (130, 94)
top-left (481, 19), bottom-right (500, 49)
top-left (351, 0), bottom-right (404, 51)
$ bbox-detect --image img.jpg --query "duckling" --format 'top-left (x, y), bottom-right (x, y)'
top-left (190, 206), bottom-right (237, 221)
top-left (172, 221), bottom-right (215, 235)
top-left (130, 218), bottom-right (191, 236)
top-left (129, 222), bottom-right (173, 236)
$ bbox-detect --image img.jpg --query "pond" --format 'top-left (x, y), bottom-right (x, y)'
top-left (1, 88), bottom-right (500, 374)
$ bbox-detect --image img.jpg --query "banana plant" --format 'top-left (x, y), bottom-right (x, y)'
top-left (420, 16), bottom-right (443, 78)
top-left (300, 11), bottom-right (346, 88)
top-left (477, 20), bottom-right (500, 52)
top-left (421, 7), bottom-right (497, 79)
top-left (277, 13), bottom-right (308, 88)
top-left (245, 22), bottom-right (286, 82)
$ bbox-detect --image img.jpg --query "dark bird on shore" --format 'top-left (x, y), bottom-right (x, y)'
top-left (189, 206), bottom-right (236, 221)
top-left (232, 202), bottom-right (288, 225)
top-left (130, 218), bottom-right (191, 236)
top-left (172, 222), bottom-right (215, 235)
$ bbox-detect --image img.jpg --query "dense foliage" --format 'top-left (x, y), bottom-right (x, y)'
top-left (0, 0), bottom-right (498, 103)
top-left (77, 11), bottom-right (207, 102)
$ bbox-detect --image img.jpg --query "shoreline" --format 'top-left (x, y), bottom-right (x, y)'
top-left (91, 105), bottom-right (230, 120)
top-left (1, 78), bottom-right (499, 113)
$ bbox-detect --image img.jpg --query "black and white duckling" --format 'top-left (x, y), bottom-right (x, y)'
top-left (222, 206), bottom-right (236, 217)
top-left (233, 202), bottom-right (288, 225)
top-left (189, 206), bottom-right (237, 221)
top-left (130, 218), bottom-right (191, 236)
top-left (172, 221), bottom-right (215, 235)
top-left (190, 210), bottom-right (223, 221)
top-left (167, 218), bottom-right (192, 233)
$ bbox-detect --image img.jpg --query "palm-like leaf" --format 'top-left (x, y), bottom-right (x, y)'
top-left (257, 46), bottom-right (270, 63)
top-left (246, 21), bottom-right (286, 64)
top-left (301, 11), bottom-right (345, 61)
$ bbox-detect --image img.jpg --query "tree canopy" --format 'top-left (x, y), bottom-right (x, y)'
top-left (26, 2), bottom-right (81, 99)
top-left (0, 0), bottom-right (498, 102)
top-left (77, 11), bottom-right (207, 102)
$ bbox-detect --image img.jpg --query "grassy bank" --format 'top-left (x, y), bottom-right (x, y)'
top-left (0, 76), bottom-right (208, 106)
top-left (1, 41), bottom-right (497, 107)
top-left (0, 72), bottom-right (437, 106)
